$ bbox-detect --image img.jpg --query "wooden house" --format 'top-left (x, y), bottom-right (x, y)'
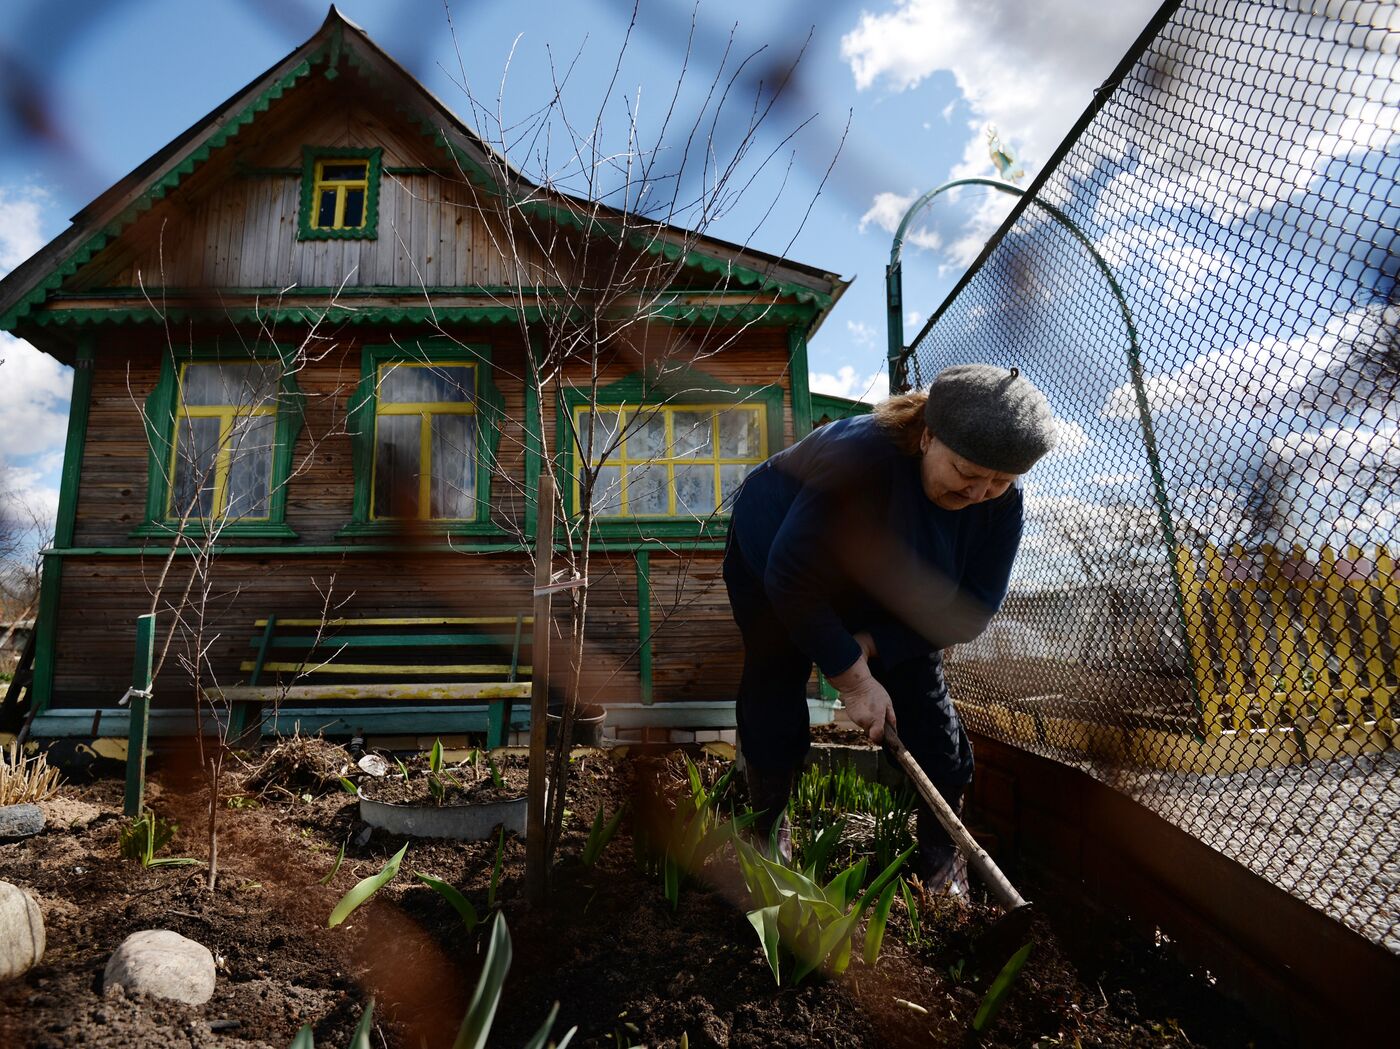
top-left (0, 9), bottom-right (853, 742)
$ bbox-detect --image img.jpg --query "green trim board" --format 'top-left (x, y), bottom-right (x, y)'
top-left (555, 368), bottom-right (785, 540)
top-left (136, 343), bottom-right (306, 539)
top-left (810, 392), bottom-right (873, 424)
top-left (43, 540), bottom-right (730, 557)
top-left (338, 340), bottom-right (507, 537)
top-left (54, 339), bottom-right (95, 549)
top-left (297, 146), bottom-right (383, 240)
top-left (22, 302), bottom-right (814, 331)
top-left (787, 327), bottom-right (813, 439)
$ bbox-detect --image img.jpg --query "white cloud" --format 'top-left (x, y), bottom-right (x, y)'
top-left (0, 332), bottom-right (71, 459)
top-left (1048, 418), bottom-right (1090, 459)
top-left (1101, 305), bottom-right (1395, 425)
top-left (842, 0), bottom-right (1157, 264)
top-left (846, 320), bottom-right (877, 350)
top-left (858, 190), bottom-right (942, 251)
top-left (0, 185), bottom-right (50, 276)
top-left (905, 310), bottom-right (923, 328)
top-left (1095, 225), bottom-right (1235, 312)
top-left (810, 365), bottom-right (890, 403)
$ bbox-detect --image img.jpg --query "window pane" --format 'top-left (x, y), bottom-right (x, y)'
top-left (342, 188), bottom-right (365, 228)
top-left (577, 409), bottom-right (621, 462)
top-left (225, 414), bottom-right (275, 519)
top-left (373, 414), bottom-right (421, 518)
top-left (316, 189), bottom-right (337, 228)
top-left (171, 416), bottom-right (220, 519)
top-left (378, 364), bottom-right (474, 404)
top-left (589, 465), bottom-right (623, 517)
top-left (182, 362), bottom-right (279, 407)
top-left (674, 464), bottom-right (716, 517)
top-left (718, 408), bottom-right (762, 458)
top-left (626, 463), bottom-right (669, 515)
top-left (321, 162), bottom-right (368, 182)
top-left (720, 464), bottom-right (752, 509)
top-left (626, 412), bottom-right (665, 462)
top-left (672, 410), bottom-right (713, 459)
top-left (430, 414), bottom-right (476, 519)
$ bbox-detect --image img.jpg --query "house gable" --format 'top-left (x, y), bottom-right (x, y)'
top-left (0, 8), bottom-right (842, 338)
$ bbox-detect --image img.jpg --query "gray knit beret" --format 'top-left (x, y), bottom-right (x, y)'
top-left (923, 364), bottom-right (1057, 474)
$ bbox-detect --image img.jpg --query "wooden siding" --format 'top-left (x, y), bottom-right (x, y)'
top-left (45, 551), bottom-right (743, 711)
top-left (69, 78), bottom-right (552, 292)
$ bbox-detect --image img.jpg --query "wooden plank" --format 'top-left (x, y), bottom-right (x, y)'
top-left (208, 682), bottom-right (533, 702)
top-left (1262, 545), bottom-right (1300, 723)
top-left (1174, 545), bottom-right (1218, 731)
top-left (1204, 544), bottom-right (1246, 729)
top-left (1294, 543), bottom-right (1332, 722)
top-left (1348, 544), bottom-right (1385, 721)
top-left (254, 633), bottom-right (525, 648)
top-left (1376, 544), bottom-right (1399, 733)
top-left (1232, 544), bottom-right (1273, 728)
top-left (254, 616), bottom-right (534, 627)
top-left (1321, 546), bottom-right (1362, 726)
top-left (240, 661), bottom-right (533, 676)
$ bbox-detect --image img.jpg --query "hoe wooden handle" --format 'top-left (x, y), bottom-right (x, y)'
top-left (884, 722), bottom-right (1029, 911)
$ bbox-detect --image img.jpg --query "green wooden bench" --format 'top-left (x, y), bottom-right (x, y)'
top-left (213, 614), bottom-right (533, 748)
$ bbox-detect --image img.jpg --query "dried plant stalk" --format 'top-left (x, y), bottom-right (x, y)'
top-left (0, 740), bottom-right (63, 805)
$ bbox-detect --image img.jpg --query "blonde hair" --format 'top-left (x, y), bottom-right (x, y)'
top-left (871, 390), bottom-right (928, 456)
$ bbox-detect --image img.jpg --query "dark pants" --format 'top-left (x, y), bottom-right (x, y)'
top-left (723, 535), bottom-right (974, 828)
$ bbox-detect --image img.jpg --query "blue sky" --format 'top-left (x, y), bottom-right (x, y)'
top-left (0, 0), bottom-right (1162, 529)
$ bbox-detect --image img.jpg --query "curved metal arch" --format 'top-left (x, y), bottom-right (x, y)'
top-left (885, 178), bottom-right (1205, 732)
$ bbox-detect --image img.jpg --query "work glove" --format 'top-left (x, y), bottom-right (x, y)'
top-left (829, 654), bottom-right (895, 745)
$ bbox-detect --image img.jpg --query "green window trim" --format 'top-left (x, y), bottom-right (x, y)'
top-left (556, 370), bottom-right (786, 541)
top-left (338, 341), bottom-right (507, 538)
top-left (297, 146), bottom-right (382, 241)
top-left (134, 346), bottom-right (305, 540)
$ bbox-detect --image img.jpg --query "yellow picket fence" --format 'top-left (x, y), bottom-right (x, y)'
top-left (1175, 543), bottom-right (1399, 739)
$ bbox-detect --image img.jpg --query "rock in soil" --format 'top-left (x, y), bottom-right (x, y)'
top-left (103, 930), bottom-right (216, 1005)
top-left (0, 804), bottom-right (46, 840)
top-left (38, 797), bottom-right (102, 832)
top-left (0, 880), bottom-right (45, 980)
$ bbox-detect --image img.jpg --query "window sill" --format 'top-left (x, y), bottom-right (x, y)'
top-left (296, 227), bottom-right (378, 241)
top-left (129, 522), bottom-right (299, 540)
top-left (579, 518), bottom-right (730, 541)
top-left (335, 520), bottom-right (514, 539)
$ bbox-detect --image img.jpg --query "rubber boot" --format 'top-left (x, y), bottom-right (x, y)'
top-left (915, 792), bottom-right (969, 900)
top-left (745, 765), bottom-right (795, 865)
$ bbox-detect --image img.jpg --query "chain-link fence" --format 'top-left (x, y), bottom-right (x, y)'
top-left (905, 0), bottom-right (1399, 951)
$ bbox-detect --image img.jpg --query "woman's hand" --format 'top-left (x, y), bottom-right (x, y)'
top-left (853, 631), bottom-right (878, 662)
top-left (829, 655), bottom-right (895, 745)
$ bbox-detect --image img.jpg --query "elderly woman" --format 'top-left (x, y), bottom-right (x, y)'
top-left (724, 364), bottom-right (1056, 888)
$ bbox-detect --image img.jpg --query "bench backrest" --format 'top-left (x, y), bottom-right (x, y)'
top-left (243, 615), bottom-right (533, 686)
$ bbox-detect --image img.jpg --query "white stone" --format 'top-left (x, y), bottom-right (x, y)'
top-left (104, 930), bottom-right (216, 1005)
top-left (669, 730), bottom-right (696, 744)
top-left (694, 730), bottom-right (721, 743)
top-left (718, 730), bottom-right (738, 744)
top-left (0, 881), bottom-right (45, 980)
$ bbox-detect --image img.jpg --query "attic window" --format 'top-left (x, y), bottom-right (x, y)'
top-left (298, 147), bottom-right (382, 240)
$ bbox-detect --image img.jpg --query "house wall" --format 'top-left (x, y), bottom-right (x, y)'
top-left (49, 320), bottom-right (795, 714)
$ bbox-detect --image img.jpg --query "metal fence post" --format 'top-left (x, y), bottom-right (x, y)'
top-left (123, 613), bottom-right (155, 817)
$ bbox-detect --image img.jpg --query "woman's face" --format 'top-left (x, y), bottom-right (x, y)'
top-left (919, 431), bottom-right (1018, 510)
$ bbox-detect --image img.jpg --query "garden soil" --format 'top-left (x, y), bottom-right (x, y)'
top-left (0, 740), bottom-right (1277, 1048)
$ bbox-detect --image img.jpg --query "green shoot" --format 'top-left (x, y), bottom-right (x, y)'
top-left (428, 739), bottom-right (444, 774)
top-left (451, 912), bottom-right (576, 1049)
top-left (863, 879), bottom-right (898, 966)
top-left (328, 843), bottom-right (408, 928)
top-left (416, 872), bottom-right (479, 932)
top-left (972, 942), bottom-right (1034, 1033)
top-left (735, 836), bottom-right (912, 985)
top-left (119, 812), bottom-right (201, 869)
top-left (338, 777), bottom-right (358, 795)
top-left (395, 756), bottom-right (411, 783)
top-left (319, 840), bottom-right (346, 886)
top-left (900, 877), bottom-right (924, 948)
top-left (488, 827), bottom-right (504, 909)
top-left (484, 752), bottom-right (505, 790)
top-left (657, 758), bottom-right (755, 909)
top-left (581, 803), bottom-right (626, 867)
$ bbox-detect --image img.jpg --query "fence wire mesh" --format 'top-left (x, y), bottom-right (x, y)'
top-left (906, 0), bottom-right (1399, 950)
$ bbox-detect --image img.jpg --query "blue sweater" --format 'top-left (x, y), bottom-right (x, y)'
top-left (730, 415), bottom-right (1023, 677)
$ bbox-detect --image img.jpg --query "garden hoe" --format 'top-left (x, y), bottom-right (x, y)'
top-left (883, 722), bottom-right (1035, 969)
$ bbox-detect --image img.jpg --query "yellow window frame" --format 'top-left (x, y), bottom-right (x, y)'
top-left (370, 361), bottom-right (478, 521)
top-left (167, 362), bottom-right (277, 520)
top-left (574, 403), bottom-right (768, 517)
top-left (310, 157), bottom-right (370, 231)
